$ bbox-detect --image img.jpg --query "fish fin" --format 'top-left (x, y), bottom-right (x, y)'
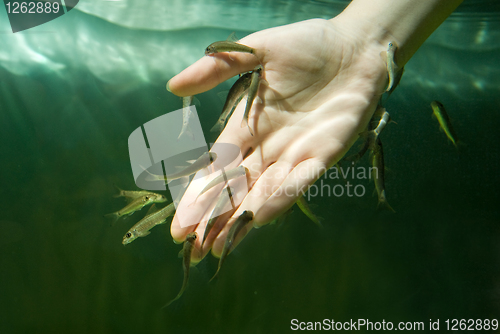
top-left (157, 218), bottom-right (169, 225)
top-left (226, 32), bottom-right (238, 42)
top-left (377, 200), bottom-right (396, 213)
top-left (146, 204), bottom-right (158, 216)
top-left (112, 184), bottom-right (124, 198)
top-left (216, 90), bottom-right (228, 103)
top-left (142, 231), bottom-right (151, 237)
top-left (192, 96), bottom-right (201, 108)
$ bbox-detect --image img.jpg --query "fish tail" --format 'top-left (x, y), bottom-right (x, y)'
top-left (313, 216), bottom-right (324, 229)
top-left (376, 191), bottom-right (395, 213)
top-left (177, 127), bottom-right (195, 141)
top-left (104, 212), bottom-right (120, 225)
top-left (241, 117), bottom-right (254, 136)
top-left (209, 266), bottom-right (221, 282)
top-left (161, 293), bottom-right (181, 309)
top-left (253, 48), bottom-right (267, 64)
top-left (112, 184), bottom-right (124, 198)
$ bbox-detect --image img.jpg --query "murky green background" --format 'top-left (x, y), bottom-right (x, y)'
top-left (1, 1), bottom-right (499, 333)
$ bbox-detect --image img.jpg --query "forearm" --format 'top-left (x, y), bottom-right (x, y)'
top-left (334, 0), bottom-right (464, 66)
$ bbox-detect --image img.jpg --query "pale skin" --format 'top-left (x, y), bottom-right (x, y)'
top-left (167, 0), bottom-right (464, 263)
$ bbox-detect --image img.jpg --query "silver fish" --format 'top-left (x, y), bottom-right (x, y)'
top-left (104, 193), bottom-right (164, 224)
top-left (431, 100), bottom-right (458, 147)
top-left (211, 72), bottom-right (252, 134)
top-left (163, 232), bottom-right (198, 308)
top-left (122, 203), bottom-right (175, 245)
top-left (196, 166), bottom-right (248, 201)
top-left (177, 96), bottom-right (194, 140)
top-left (113, 185), bottom-right (167, 203)
top-left (370, 138), bottom-right (395, 212)
top-left (205, 33), bottom-right (256, 56)
top-left (385, 41), bottom-right (399, 92)
top-left (241, 66), bottom-right (263, 136)
top-left (201, 186), bottom-right (236, 249)
top-left (210, 210), bottom-right (254, 281)
top-left (145, 152), bottom-right (217, 182)
top-left (344, 107), bottom-right (391, 162)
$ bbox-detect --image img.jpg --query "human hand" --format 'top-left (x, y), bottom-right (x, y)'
top-left (168, 18), bottom-right (389, 263)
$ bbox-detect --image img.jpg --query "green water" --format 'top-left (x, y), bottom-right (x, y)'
top-left (1, 3), bottom-right (500, 334)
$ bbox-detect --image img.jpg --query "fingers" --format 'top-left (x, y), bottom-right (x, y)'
top-left (167, 52), bottom-right (261, 97)
top-left (210, 159), bottom-right (294, 255)
top-left (209, 152), bottom-right (336, 256)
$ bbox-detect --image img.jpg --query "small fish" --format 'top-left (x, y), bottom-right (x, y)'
top-left (177, 96), bottom-right (195, 141)
top-left (201, 186), bottom-right (235, 249)
top-left (210, 210), bottom-right (254, 281)
top-left (196, 166), bottom-right (248, 201)
top-left (344, 107), bottom-right (392, 162)
top-left (211, 72), bottom-right (252, 134)
top-left (431, 100), bottom-right (458, 147)
top-left (205, 41), bottom-right (256, 56)
top-left (145, 152), bottom-right (217, 182)
top-left (296, 196), bottom-right (323, 228)
top-left (205, 32), bottom-right (256, 56)
top-left (163, 232), bottom-right (198, 308)
top-left (122, 203), bottom-right (175, 245)
top-left (385, 41), bottom-right (399, 92)
top-left (113, 185), bottom-right (167, 203)
top-left (343, 138), bottom-right (370, 163)
top-left (364, 108), bottom-right (392, 149)
top-left (370, 138), bottom-right (395, 212)
top-left (104, 193), bottom-right (164, 224)
top-left (241, 66), bottom-right (263, 136)
top-left (373, 108), bottom-right (391, 136)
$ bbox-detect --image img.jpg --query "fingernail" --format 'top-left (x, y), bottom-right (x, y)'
top-left (252, 221), bottom-right (261, 229)
top-left (166, 80), bottom-right (171, 92)
top-left (172, 238), bottom-right (181, 244)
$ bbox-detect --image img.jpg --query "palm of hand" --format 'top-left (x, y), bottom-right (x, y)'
top-left (169, 18), bottom-right (388, 261)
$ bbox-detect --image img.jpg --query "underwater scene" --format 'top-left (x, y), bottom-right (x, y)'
top-left (1, 0), bottom-right (499, 333)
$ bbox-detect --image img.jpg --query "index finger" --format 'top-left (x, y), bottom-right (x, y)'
top-left (167, 51), bottom-right (261, 97)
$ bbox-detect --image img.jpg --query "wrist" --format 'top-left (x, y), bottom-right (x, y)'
top-left (333, 0), bottom-right (464, 67)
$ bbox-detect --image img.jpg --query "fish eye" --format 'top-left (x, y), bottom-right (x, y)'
top-left (126, 233), bottom-right (132, 238)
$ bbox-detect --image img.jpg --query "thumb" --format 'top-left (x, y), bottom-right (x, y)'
top-left (166, 51), bottom-right (261, 97)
